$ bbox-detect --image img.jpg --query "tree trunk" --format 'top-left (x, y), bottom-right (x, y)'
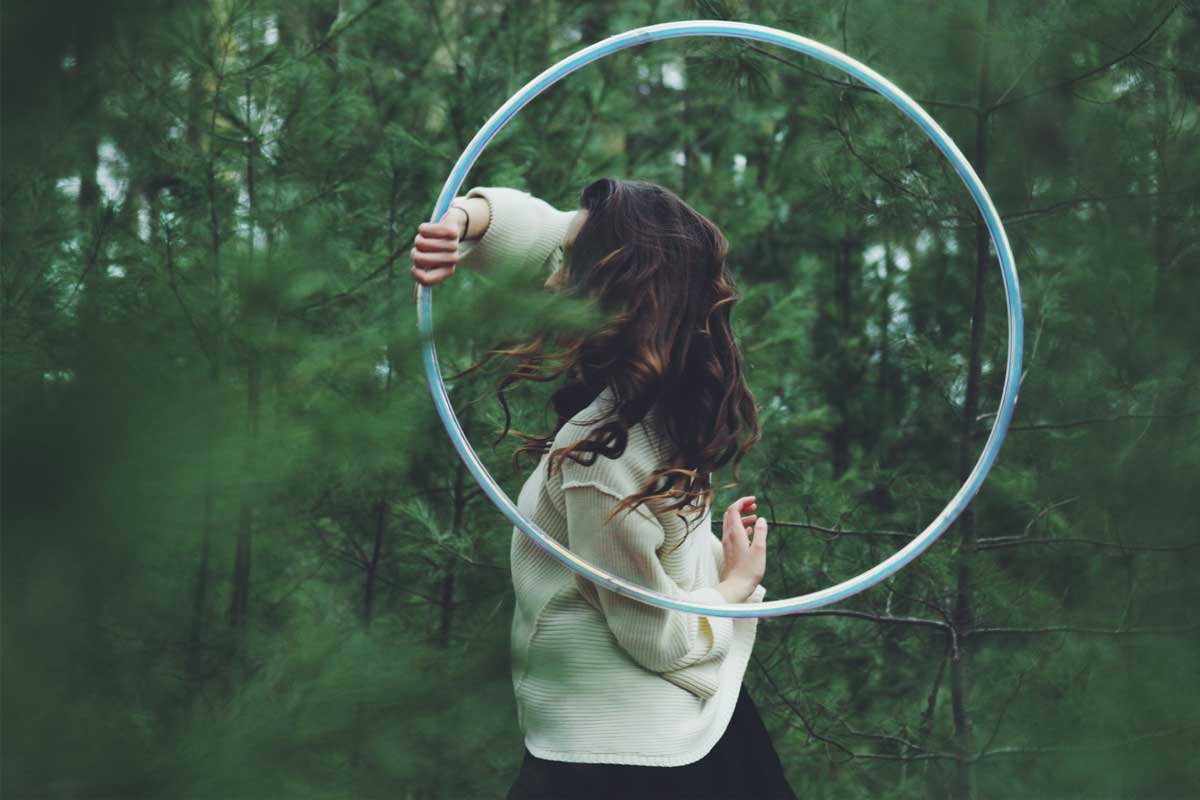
top-left (363, 498), bottom-right (386, 624)
top-left (72, 23), bottom-right (112, 695)
top-left (830, 234), bottom-right (862, 480)
top-left (181, 0), bottom-right (220, 705)
top-left (949, 2), bottom-right (997, 796)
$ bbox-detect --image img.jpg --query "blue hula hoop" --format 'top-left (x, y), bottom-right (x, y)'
top-left (416, 20), bottom-right (1023, 618)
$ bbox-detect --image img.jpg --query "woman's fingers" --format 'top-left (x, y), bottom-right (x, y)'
top-left (418, 220), bottom-right (460, 240)
top-left (411, 263), bottom-right (455, 287)
top-left (412, 220), bottom-right (461, 289)
top-left (752, 517), bottom-right (768, 549)
top-left (412, 248), bottom-right (457, 269)
top-left (723, 496), bottom-right (759, 543)
top-left (724, 499), bottom-right (750, 537)
top-left (415, 235), bottom-right (457, 252)
top-left (415, 227), bottom-right (459, 252)
top-left (725, 496), bottom-right (756, 517)
top-left (412, 214), bottom-right (460, 290)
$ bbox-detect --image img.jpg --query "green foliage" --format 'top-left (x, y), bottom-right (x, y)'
top-left (3, 0), bottom-right (1198, 798)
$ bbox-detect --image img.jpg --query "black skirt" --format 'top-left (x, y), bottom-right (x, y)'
top-left (506, 684), bottom-right (798, 800)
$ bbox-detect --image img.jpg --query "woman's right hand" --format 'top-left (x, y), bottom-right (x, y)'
top-left (717, 496), bottom-right (768, 603)
top-left (411, 207), bottom-right (467, 289)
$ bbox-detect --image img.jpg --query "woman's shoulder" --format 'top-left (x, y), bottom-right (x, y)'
top-left (551, 388), bottom-right (669, 496)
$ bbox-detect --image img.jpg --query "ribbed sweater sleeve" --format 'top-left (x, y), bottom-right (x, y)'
top-left (455, 186), bottom-right (578, 277)
top-left (561, 479), bottom-right (736, 700)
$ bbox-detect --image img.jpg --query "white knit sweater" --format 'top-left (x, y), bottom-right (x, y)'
top-left (456, 185), bottom-right (767, 767)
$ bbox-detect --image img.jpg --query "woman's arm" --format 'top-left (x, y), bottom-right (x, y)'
top-left (454, 186), bottom-right (578, 277)
top-left (412, 186), bottom-right (579, 290)
top-left (562, 480), bottom-right (740, 700)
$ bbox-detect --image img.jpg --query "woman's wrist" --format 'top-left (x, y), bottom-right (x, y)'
top-left (446, 204), bottom-right (470, 239)
top-left (449, 195), bottom-right (491, 241)
top-left (717, 579), bottom-right (753, 604)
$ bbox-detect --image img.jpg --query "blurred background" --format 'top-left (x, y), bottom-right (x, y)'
top-left (3, 1), bottom-right (1198, 798)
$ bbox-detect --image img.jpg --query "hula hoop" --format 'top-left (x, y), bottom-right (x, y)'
top-left (416, 20), bottom-right (1023, 618)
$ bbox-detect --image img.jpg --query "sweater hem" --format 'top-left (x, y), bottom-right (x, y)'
top-left (520, 613), bottom-right (758, 767)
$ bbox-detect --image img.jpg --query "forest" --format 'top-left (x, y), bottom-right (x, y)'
top-left (3, 1), bottom-right (1198, 798)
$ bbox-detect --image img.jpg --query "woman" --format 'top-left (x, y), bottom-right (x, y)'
top-left (411, 178), bottom-right (797, 800)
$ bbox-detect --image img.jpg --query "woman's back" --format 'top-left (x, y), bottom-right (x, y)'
top-left (508, 383), bottom-right (767, 767)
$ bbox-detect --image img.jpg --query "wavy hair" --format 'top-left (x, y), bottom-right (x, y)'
top-left (460, 177), bottom-right (760, 543)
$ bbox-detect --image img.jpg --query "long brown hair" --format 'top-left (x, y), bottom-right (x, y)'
top-left (462, 177), bottom-right (760, 538)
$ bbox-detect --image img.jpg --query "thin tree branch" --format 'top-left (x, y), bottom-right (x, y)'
top-left (975, 723), bottom-right (1199, 760)
top-left (727, 519), bottom-right (915, 541)
top-left (750, 652), bottom-right (858, 761)
top-left (978, 535), bottom-right (1200, 553)
top-left (742, 41), bottom-right (982, 115)
top-left (788, 608), bottom-right (952, 632)
top-left (281, 239), bottom-right (411, 318)
top-left (998, 185), bottom-right (1200, 225)
top-left (976, 408), bottom-right (1200, 436)
top-left (968, 621), bottom-right (1199, 638)
top-left (977, 640), bottom-right (1062, 756)
top-left (988, 3), bottom-right (1180, 112)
